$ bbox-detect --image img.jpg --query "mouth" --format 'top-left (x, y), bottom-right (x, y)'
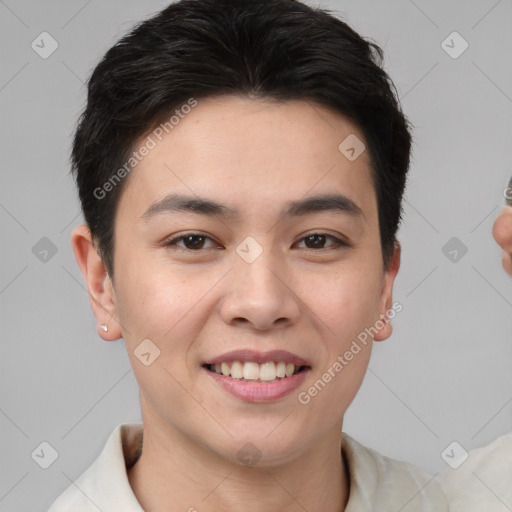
top-left (202, 361), bottom-right (310, 383)
top-left (202, 348), bottom-right (311, 383)
top-left (202, 359), bottom-right (311, 402)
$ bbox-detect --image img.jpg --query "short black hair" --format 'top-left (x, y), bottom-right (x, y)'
top-left (71, 0), bottom-right (412, 280)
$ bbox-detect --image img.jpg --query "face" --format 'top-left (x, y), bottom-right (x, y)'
top-left (73, 96), bottom-right (400, 466)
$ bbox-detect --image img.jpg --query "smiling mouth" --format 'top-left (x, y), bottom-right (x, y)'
top-left (203, 361), bottom-right (310, 383)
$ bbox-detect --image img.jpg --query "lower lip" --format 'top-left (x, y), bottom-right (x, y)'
top-left (203, 367), bottom-right (310, 403)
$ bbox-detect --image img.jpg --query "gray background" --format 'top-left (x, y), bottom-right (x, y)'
top-left (1, 0), bottom-right (511, 510)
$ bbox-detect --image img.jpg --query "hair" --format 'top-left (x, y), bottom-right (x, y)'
top-left (71, 0), bottom-right (412, 280)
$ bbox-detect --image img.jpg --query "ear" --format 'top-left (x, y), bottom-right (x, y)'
top-left (374, 241), bottom-right (401, 342)
top-left (71, 225), bottom-right (122, 341)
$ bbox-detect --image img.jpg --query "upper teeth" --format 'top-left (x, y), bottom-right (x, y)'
top-left (212, 361), bottom-right (297, 381)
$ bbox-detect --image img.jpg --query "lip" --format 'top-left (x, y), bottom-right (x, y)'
top-left (203, 365), bottom-right (310, 403)
top-left (203, 349), bottom-right (310, 366)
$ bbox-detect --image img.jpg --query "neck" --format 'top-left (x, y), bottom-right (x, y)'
top-left (127, 415), bottom-right (349, 512)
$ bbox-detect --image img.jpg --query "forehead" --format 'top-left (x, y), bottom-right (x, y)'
top-left (118, 96), bottom-right (376, 220)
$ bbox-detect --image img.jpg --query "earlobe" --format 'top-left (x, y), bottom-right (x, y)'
top-left (374, 241), bottom-right (401, 342)
top-left (70, 225), bottom-right (122, 341)
top-left (374, 321), bottom-right (392, 341)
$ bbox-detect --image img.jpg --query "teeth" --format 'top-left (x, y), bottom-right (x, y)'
top-left (210, 360), bottom-right (303, 381)
top-left (243, 361), bottom-right (260, 380)
top-left (259, 362), bottom-right (276, 381)
top-left (230, 361), bottom-right (243, 379)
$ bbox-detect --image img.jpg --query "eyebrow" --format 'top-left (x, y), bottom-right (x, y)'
top-left (141, 192), bottom-right (365, 222)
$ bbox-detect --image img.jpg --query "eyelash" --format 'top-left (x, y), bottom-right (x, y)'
top-left (162, 232), bottom-right (349, 252)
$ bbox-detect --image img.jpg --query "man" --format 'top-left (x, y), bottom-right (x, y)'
top-left (47, 0), bottom-right (511, 510)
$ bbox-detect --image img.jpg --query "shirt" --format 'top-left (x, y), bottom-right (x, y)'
top-left (440, 432), bottom-right (512, 511)
top-left (47, 423), bottom-right (449, 511)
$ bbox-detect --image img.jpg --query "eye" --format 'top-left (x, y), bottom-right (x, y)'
top-left (162, 233), bottom-right (219, 251)
top-left (295, 233), bottom-right (348, 250)
top-left (162, 232), bottom-right (349, 252)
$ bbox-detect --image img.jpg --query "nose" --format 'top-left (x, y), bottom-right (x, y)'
top-left (219, 249), bottom-right (301, 331)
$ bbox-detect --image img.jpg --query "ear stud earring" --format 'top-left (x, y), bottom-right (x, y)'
top-left (100, 324), bottom-right (109, 332)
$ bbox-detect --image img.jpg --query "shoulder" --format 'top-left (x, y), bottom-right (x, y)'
top-left (440, 432), bottom-right (512, 512)
top-left (47, 423), bottom-right (144, 512)
top-left (341, 433), bottom-right (449, 512)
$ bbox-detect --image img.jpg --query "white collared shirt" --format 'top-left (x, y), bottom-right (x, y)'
top-left (47, 423), bottom-right (449, 511)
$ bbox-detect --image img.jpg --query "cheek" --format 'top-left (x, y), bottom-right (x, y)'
top-left (303, 265), bottom-right (382, 339)
top-left (114, 261), bottom-right (199, 336)
top-left (308, 282), bottom-right (376, 417)
top-left (113, 266), bottom-right (220, 385)
top-left (114, 271), bottom-right (204, 400)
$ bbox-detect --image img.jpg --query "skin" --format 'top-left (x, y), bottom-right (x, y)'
top-left (492, 205), bottom-right (512, 275)
top-left (71, 95), bottom-right (402, 512)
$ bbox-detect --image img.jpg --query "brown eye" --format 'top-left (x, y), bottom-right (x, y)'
top-left (181, 235), bottom-right (207, 249)
top-left (297, 233), bottom-right (347, 250)
top-left (163, 233), bottom-right (217, 251)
